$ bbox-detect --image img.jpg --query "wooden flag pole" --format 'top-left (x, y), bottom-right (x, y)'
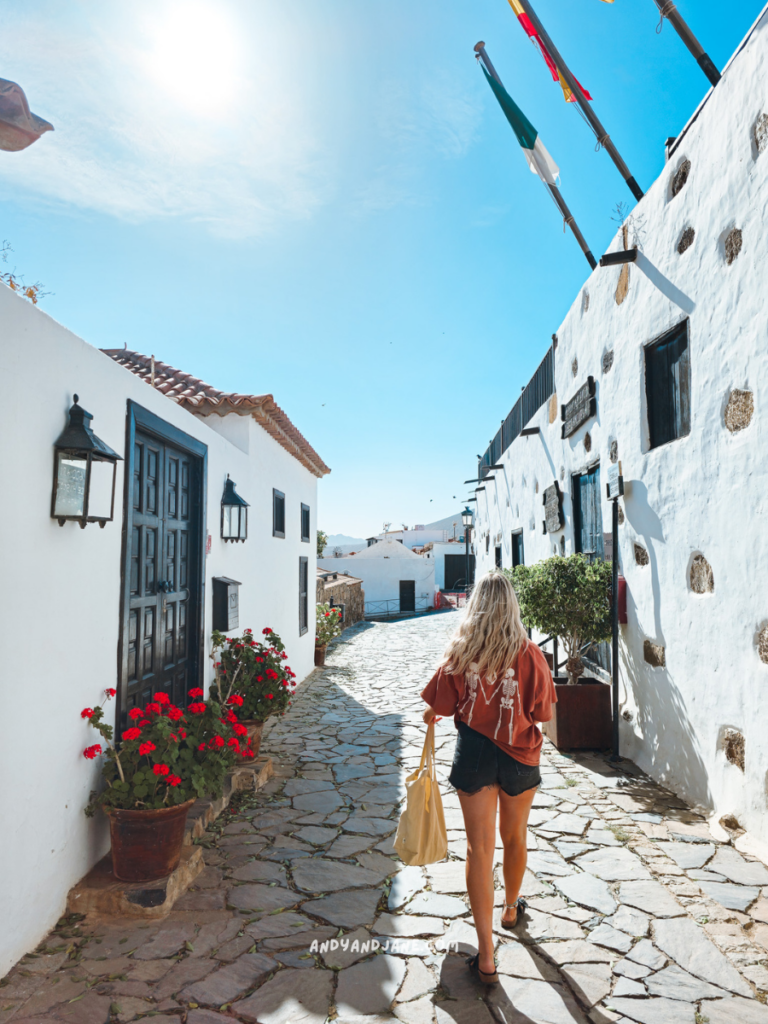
top-left (515, 0), bottom-right (644, 202)
top-left (475, 43), bottom-right (597, 271)
top-left (651, 0), bottom-right (720, 87)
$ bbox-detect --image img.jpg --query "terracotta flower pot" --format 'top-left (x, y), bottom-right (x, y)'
top-left (239, 720), bottom-right (265, 763)
top-left (314, 644), bottom-right (327, 667)
top-left (106, 798), bottom-right (196, 882)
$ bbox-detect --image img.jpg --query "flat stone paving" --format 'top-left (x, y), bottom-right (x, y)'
top-left (5, 612), bottom-right (768, 1023)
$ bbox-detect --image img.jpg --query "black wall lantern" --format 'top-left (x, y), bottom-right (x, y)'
top-left (221, 475), bottom-right (249, 542)
top-left (52, 395), bottom-right (122, 528)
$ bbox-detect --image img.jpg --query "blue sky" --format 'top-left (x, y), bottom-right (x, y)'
top-left (0, 0), bottom-right (759, 537)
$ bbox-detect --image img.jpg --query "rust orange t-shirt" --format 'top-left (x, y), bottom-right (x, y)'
top-left (420, 642), bottom-right (557, 766)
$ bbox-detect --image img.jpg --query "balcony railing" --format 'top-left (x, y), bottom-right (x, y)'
top-left (364, 598), bottom-right (431, 619)
top-left (479, 345), bottom-right (555, 478)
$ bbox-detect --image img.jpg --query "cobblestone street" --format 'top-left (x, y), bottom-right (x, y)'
top-left (5, 612), bottom-right (768, 1024)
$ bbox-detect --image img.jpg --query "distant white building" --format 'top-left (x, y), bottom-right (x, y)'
top-left (424, 540), bottom-right (475, 591)
top-left (373, 525), bottom-right (448, 549)
top-left (319, 540), bottom-right (436, 615)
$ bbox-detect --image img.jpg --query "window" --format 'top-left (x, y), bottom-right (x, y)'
top-left (512, 531), bottom-right (524, 567)
top-left (485, 535), bottom-right (490, 554)
top-left (645, 320), bottom-right (690, 449)
top-left (299, 557), bottom-right (308, 635)
top-left (273, 489), bottom-right (285, 538)
top-left (495, 545), bottom-right (502, 569)
top-left (301, 503), bottom-right (310, 543)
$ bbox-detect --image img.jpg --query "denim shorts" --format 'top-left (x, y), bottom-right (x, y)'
top-left (448, 721), bottom-right (541, 797)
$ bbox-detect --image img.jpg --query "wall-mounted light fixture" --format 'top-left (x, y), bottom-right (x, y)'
top-left (221, 475), bottom-right (248, 542)
top-left (52, 395), bottom-right (122, 528)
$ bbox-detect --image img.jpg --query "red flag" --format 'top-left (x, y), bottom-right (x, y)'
top-left (507, 1), bottom-right (593, 103)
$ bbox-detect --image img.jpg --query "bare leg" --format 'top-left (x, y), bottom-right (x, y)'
top-left (498, 785), bottom-right (537, 926)
top-left (457, 785), bottom-right (499, 975)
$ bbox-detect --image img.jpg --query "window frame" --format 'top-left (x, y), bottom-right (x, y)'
top-left (273, 488), bottom-right (286, 539)
top-left (644, 320), bottom-right (691, 451)
top-left (299, 556), bottom-right (308, 635)
top-left (511, 530), bottom-right (524, 567)
top-left (300, 502), bottom-right (311, 543)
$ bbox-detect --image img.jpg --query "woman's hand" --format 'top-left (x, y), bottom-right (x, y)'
top-left (423, 706), bottom-right (441, 725)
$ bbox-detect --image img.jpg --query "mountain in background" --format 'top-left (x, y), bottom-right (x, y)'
top-left (325, 533), bottom-right (367, 546)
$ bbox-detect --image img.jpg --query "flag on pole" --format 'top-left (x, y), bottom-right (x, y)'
top-left (480, 65), bottom-right (559, 185)
top-left (507, 0), bottom-right (593, 103)
top-left (0, 78), bottom-right (53, 152)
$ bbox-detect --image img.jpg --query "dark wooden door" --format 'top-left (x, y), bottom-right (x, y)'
top-left (573, 464), bottom-right (610, 672)
top-left (399, 580), bottom-right (415, 612)
top-left (511, 532), bottom-right (524, 567)
top-left (122, 426), bottom-right (203, 716)
top-left (444, 553), bottom-right (474, 590)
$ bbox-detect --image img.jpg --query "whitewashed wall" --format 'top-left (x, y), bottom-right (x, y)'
top-left (427, 542), bottom-right (472, 591)
top-left (472, 10), bottom-right (768, 844)
top-left (0, 287), bottom-right (320, 975)
top-left (319, 541), bottom-right (435, 606)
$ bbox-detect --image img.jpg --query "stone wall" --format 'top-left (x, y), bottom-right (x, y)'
top-left (316, 578), bottom-right (365, 629)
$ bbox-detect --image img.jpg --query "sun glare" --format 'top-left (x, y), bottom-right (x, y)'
top-left (143, 1), bottom-right (241, 116)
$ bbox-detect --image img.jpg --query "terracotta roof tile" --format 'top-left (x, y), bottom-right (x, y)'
top-left (102, 348), bottom-right (330, 478)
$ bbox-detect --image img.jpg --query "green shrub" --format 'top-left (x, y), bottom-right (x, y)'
top-left (504, 554), bottom-right (612, 684)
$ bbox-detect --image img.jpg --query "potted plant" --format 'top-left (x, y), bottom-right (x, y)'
top-left (507, 554), bottom-right (613, 750)
top-left (315, 603), bottom-right (342, 666)
top-left (81, 687), bottom-right (247, 882)
top-left (210, 627), bottom-right (297, 759)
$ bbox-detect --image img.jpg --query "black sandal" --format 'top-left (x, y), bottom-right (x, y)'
top-left (466, 953), bottom-right (499, 985)
top-left (500, 897), bottom-right (528, 931)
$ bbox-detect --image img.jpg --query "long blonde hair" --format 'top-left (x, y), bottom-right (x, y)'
top-left (442, 571), bottom-right (528, 680)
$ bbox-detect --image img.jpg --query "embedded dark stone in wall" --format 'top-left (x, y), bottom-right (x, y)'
top-left (622, 708), bottom-right (633, 722)
top-left (560, 466), bottom-right (565, 481)
top-left (677, 227), bottom-right (695, 254)
top-left (722, 729), bottom-right (745, 771)
top-left (724, 389), bottom-right (754, 433)
top-left (754, 113), bottom-right (768, 155)
top-left (609, 439), bottom-right (618, 464)
top-left (615, 263), bottom-right (630, 306)
top-left (671, 159), bottom-right (691, 197)
top-left (560, 535), bottom-right (565, 555)
top-left (584, 432), bottom-right (592, 453)
top-left (618, 505), bottom-right (625, 525)
top-left (644, 640), bottom-right (665, 668)
top-left (602, 349), bottom-right (614, 374)
top-left (582, 290), bottom-right (590, 313)
top-left (725, 228), bottom-right (743, 265)
top-left (549, 393), bottom-right (558, 424)
top-left (690, 554), bottom-right (714, 594)
top-left (634, 543), bottom-right (649, 566)
top-left (571, 357), bottom-right (578, 377)
top-left (758, 624), bottom-right (768, 665)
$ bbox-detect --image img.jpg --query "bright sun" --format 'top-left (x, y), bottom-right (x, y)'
top-left (143, 1), bottom-right (241, 116)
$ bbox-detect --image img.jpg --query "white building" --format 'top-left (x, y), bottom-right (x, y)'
top-left (373, 526), bottom-right (449, 549)
top-left (426, 540), bottom-right (475, 591)
top-left (0, 290), bottom-right (329, 976)
top-left (319, 540), bottom-right (436, 615)
top-left (471, 6), bottom-right (768, 847)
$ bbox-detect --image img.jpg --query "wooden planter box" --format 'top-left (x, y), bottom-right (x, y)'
top-left (543, 678), bottom-right (612, 751)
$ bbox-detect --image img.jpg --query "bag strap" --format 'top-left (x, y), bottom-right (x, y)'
top-left (419, 722), bottom-right (437, 776)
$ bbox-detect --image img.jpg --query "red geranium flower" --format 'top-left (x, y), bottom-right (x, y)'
top-left (226, 711), bottom-right (238, 724)
top-left (128, 708), bottom-right (143, 720)
top-left (227, 694), bottom-right (244, 706)
top-left (139, 741), bottom-right (156, 755)
top-left (198, 742), bottom-right (206, 751)
top-left (122, 727), bottom-right (142, 741)
top-left (262, 627), bottom-right (272, 635)
top-left (242, 747), bottom-right (254, 758)
top-left (227, 737), bottom-right (240, 749)
top-left (267, 694), bottom-right (274, 700)
top-left (80, 708), bottom-right (94, 719)
top-left (167, 706), bottom-right (184, 721)
top-left (188, 702), bottom-right (206, 715)
top-left (139, 719), bottom-right (150, 726)
top-left (145, 702), bottom-right (162, 715)
top-left (169, 733), bottom-right (178, 743)
top-left (83, 744), bottom-right (102, 760)
top-left (244, 628), bottom-right (252, 634)
top-left (153, 692), bottom-right (170, 705)
top-left (105, 687), bottom-right (117, 697)
top-left (165, 774), bottom-right (182, 786)
top-left (257, 676), bottom-right (264, 682)
top-left (209, 735), bottom-right (225, 749)
top-left (189, 687), bottom-right (204, 698)
top-left (233, 723), bottom-right (248, 737)
top-left (153, 763), bottom-right (170, 776)
top-left (281, 652), bottom-right (288, 659)
top-left (177, 728), bottom-right (187, 739)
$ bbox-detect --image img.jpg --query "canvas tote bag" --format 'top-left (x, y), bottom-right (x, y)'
top-left (394, 722), bottom-right (448, 866)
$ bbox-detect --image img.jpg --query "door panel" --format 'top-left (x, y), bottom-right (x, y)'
top-left (399, 580), bottom-right (416, 612)
top-left (573, 464), bottom-right (610, 673)
top-left (121, 425), bottom-right (202, 718)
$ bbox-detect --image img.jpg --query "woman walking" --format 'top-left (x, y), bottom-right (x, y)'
top-left (421, 571), bottom-right (556, 984)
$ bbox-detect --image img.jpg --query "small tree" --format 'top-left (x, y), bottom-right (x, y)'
top-left (506, 555), bottom-right (612, 684)
top-left (317, 530), bottom-right (328, 557)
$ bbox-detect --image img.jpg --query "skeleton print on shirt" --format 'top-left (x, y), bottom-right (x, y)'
top-left (458, 662), bottom-right (521, 742)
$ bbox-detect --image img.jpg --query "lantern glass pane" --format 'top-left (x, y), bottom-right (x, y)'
top-left (89, 458), bottom-right (114, 519)
top-left (239, 507), bottom-right (247, 540)
top-left (54, 452), bottom-right (87, 516)
top-left (222, 506), bottom-right (232, 538)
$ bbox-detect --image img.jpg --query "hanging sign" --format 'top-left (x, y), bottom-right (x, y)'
top-left (606, 463), bottom-right (624, 501)
top-left (561, 376), bottom-right (596, 439)
top-left (542, 482), bottom-right (564, 534)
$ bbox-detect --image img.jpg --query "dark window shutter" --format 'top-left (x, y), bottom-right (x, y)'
top-left (299, 557), bottom-right (308, 635)
top-left (646, 321), bottom-right (690, 448)
top-left (301, 503), bottom-right (310, 542)
top-left (273, 489), bottom-right (286, 538)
